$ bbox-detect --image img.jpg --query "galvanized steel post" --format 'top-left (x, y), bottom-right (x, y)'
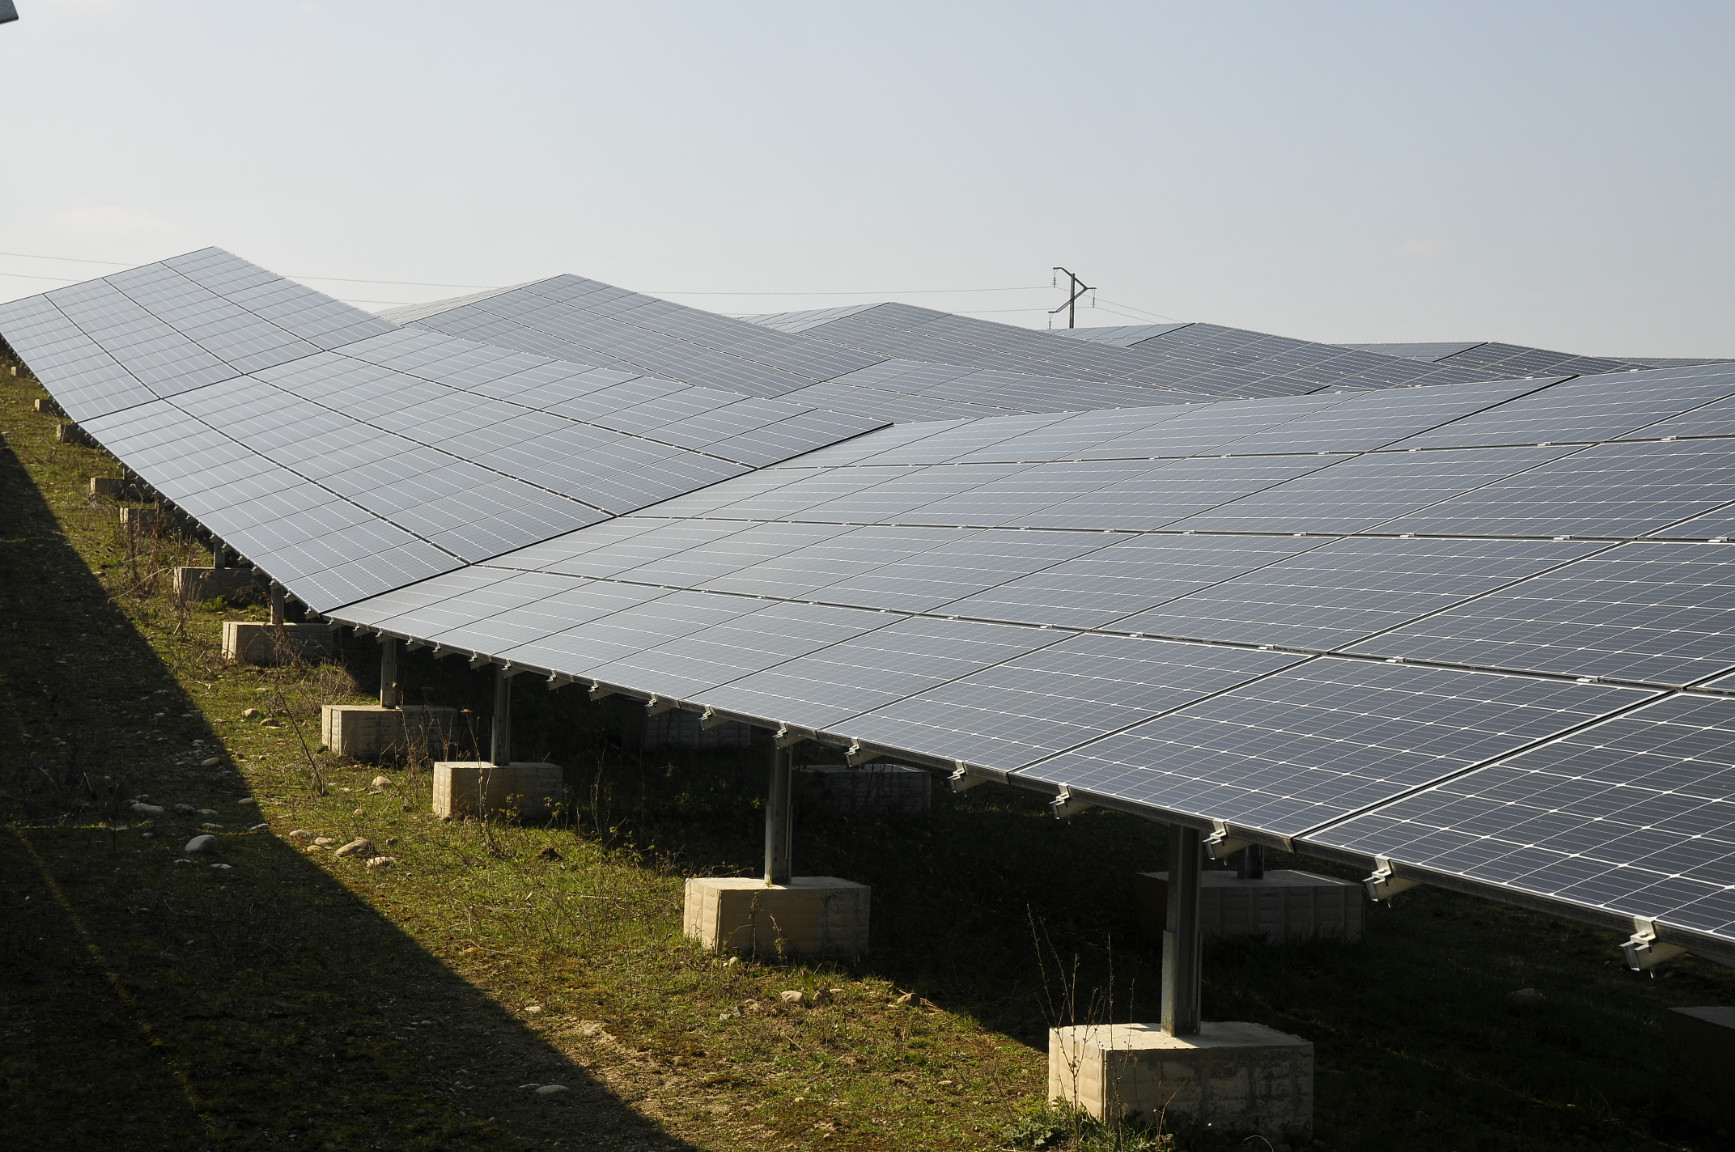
top-left (490, 666), bottom-right (511, 766)
top-left (379, 636), bottom-right (399, 709)
top-left (764, 744), bottom-right (793, 885)
top-left (1162, 823), bottom-right (1203, 1036)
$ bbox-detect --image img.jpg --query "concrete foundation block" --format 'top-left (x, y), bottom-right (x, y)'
top-left (56, 421), bottom-right (92, 445)
top-left (35, 396), bottom-right (63, 415)
top-left (90, 476), bottom-right (136, 498)
top-left (221, 620), bottom-right (334, 666)
top-left (322, 705), bottom-right (459, 760)
top-left (1050, 1021), bottom-right (1313, 1139)
top-left (1666, 1006), bottom-right (1735, 1124)
top-left (433, 761), bottom-right (564, 819)
top-left (682, 876), bottom-right (870, 958)
top-left (119, 506), bottom-right (159, 532)
top-left (175, 566), bottom-right (261, 604)
top-left (794, 763), bottom-right (932, 818)
top-left (1135, 869), bottom-right (1363, 944)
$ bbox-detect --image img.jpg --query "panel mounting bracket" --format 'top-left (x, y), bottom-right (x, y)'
top-left (1050, 786), bottom-right (1094, 821)
top-left (645, 695), bottom-right (678, 717)
top-left (468, 653), bottom-right (491, 670)
top-left (1204, 819), bottom-right (1251, 861)
top-left (699, 707), bottom-right (729, 730)
top-left (547, 672), bottom-right (575, 688)
top-left (405, 638), bottom-right (428, 652)
top-left (1622, 918), bottom-right (1688, 971)
top-left (845, 741), bottom-right (880, 767)
top-left (773, 724), bottom-right (807, 750)
top-left (587, 682), bottom-right (615, 702)
top-left (948, 763), bottom-right (989, 793)
top-left (1365, 856), bottom-right (1420, 902)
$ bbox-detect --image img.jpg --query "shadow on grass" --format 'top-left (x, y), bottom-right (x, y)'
top-left (0, 426), bottom-right (694, 1151)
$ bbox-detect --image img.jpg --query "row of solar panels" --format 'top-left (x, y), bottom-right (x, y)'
top-left (4, 249), bottom-right (1732, 965)
top-left (1058, 324), bottom-right (1731, 382)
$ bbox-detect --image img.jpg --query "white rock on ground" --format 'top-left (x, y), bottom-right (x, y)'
top-left (370, 776), bottom-right (392, 790)
top-left (200, 756), bottom-right (222, 768)
top-left (313, 836), bottom-right (337, 846)
top-left (287, 829), bottom-right (312, 840)
top-left (535, 1085), bottom-right (568, 1096)
top-left (364, 856), bottom-right (395, 869)
top-left (333, 838), bottom-right (375, 858)
top-left (185, 834), bottom-right (216, 854)
top-left (131, 802), bottom-right (164, 815)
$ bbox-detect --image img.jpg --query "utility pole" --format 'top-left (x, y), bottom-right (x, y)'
top-left (1050, 267), bottom-right (1095, 329)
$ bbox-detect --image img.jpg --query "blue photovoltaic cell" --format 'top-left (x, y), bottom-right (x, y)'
top-left (1309, 693), bottom-right (1735, 939)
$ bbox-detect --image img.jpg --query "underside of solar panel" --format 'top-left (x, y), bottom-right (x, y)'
top-left (4, 246), bottom-right (1733, 964)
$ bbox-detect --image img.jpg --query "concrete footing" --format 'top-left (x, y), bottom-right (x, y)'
top-left (1050, 1021), bottom-right (1313, 1138)
top-left (1666, 1007), bottom-right (1735, 1125)
top-left (89, 476), bottom-right (137, 498)
top-left (794, 763), bottom-right (931, 818)
top-left (321, 704), bottom-right (458, 760)
top-left (433, 761), bottom-right (564, 819)
top-left (175, 566), bottom-right (260, 604)
top-left (55, 421), bottom-right (91, 445)
top-left (34, 396), bottom-right (63, 415)
top-left (119, 506), bottom-right (159, 532)
top-left (1135, 869), bottom-right (1363, 944)
top-left (682, 876), bottom-right (870, 958)
top-left (221, 620), bottom-right (334, 665)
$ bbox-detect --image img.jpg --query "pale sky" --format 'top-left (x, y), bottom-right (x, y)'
top-left (2, 1), bottom-right (1731, 355)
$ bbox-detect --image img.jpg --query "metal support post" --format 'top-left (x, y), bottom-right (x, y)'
top-left (269, 582), bottom-right (286, 627)
top-left (764, 744), bottom-right (793, 885)
top-left (212, 543), bottom-right (228, 569)
top-left (490, 666), bottom-right (512, 766)
top-left (1162, 823), bottom-right (1203, 1036)
top-left (379, 636), bottom-right (400, 709)
top-left (1239, 842), bottom-right (1265, 879)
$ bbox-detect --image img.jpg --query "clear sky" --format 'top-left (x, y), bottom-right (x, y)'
top-left (2, 1), bottom-right (1731, 354)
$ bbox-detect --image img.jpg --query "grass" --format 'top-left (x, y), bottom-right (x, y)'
top-left (2, 355), bottom-right (1733, 1151)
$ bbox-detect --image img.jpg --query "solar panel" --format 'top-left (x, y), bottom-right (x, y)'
top-left (1347, 542), bottom-right (1735, 687)
top-left (1308, 693), bottom-right (1735, 940)
top-left (1019, 659), bottom-right (1653, 839)
top-left (838, 633), bottom-right (1304, 772)
top-left (1389, 363), bottom-right (1735, 449)
top-left (1380, 437), bottom-right (1735, 540)
top-left (692, 615), bottom-right (1065, 732)
top-left (939, 532), bottom-right (1326, 628)
top-left (1168, 445), bottom-right (1573, 535)
top-left (1111, 536), bottom-right (1603, 651)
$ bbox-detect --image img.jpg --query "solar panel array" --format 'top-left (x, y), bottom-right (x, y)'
top-left (1344, 340), bottom-right (1733, 377)
top-left (745, 303), bottom-right (1509, 399)
top-left (6, 248), bottom-right (1735, 964)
